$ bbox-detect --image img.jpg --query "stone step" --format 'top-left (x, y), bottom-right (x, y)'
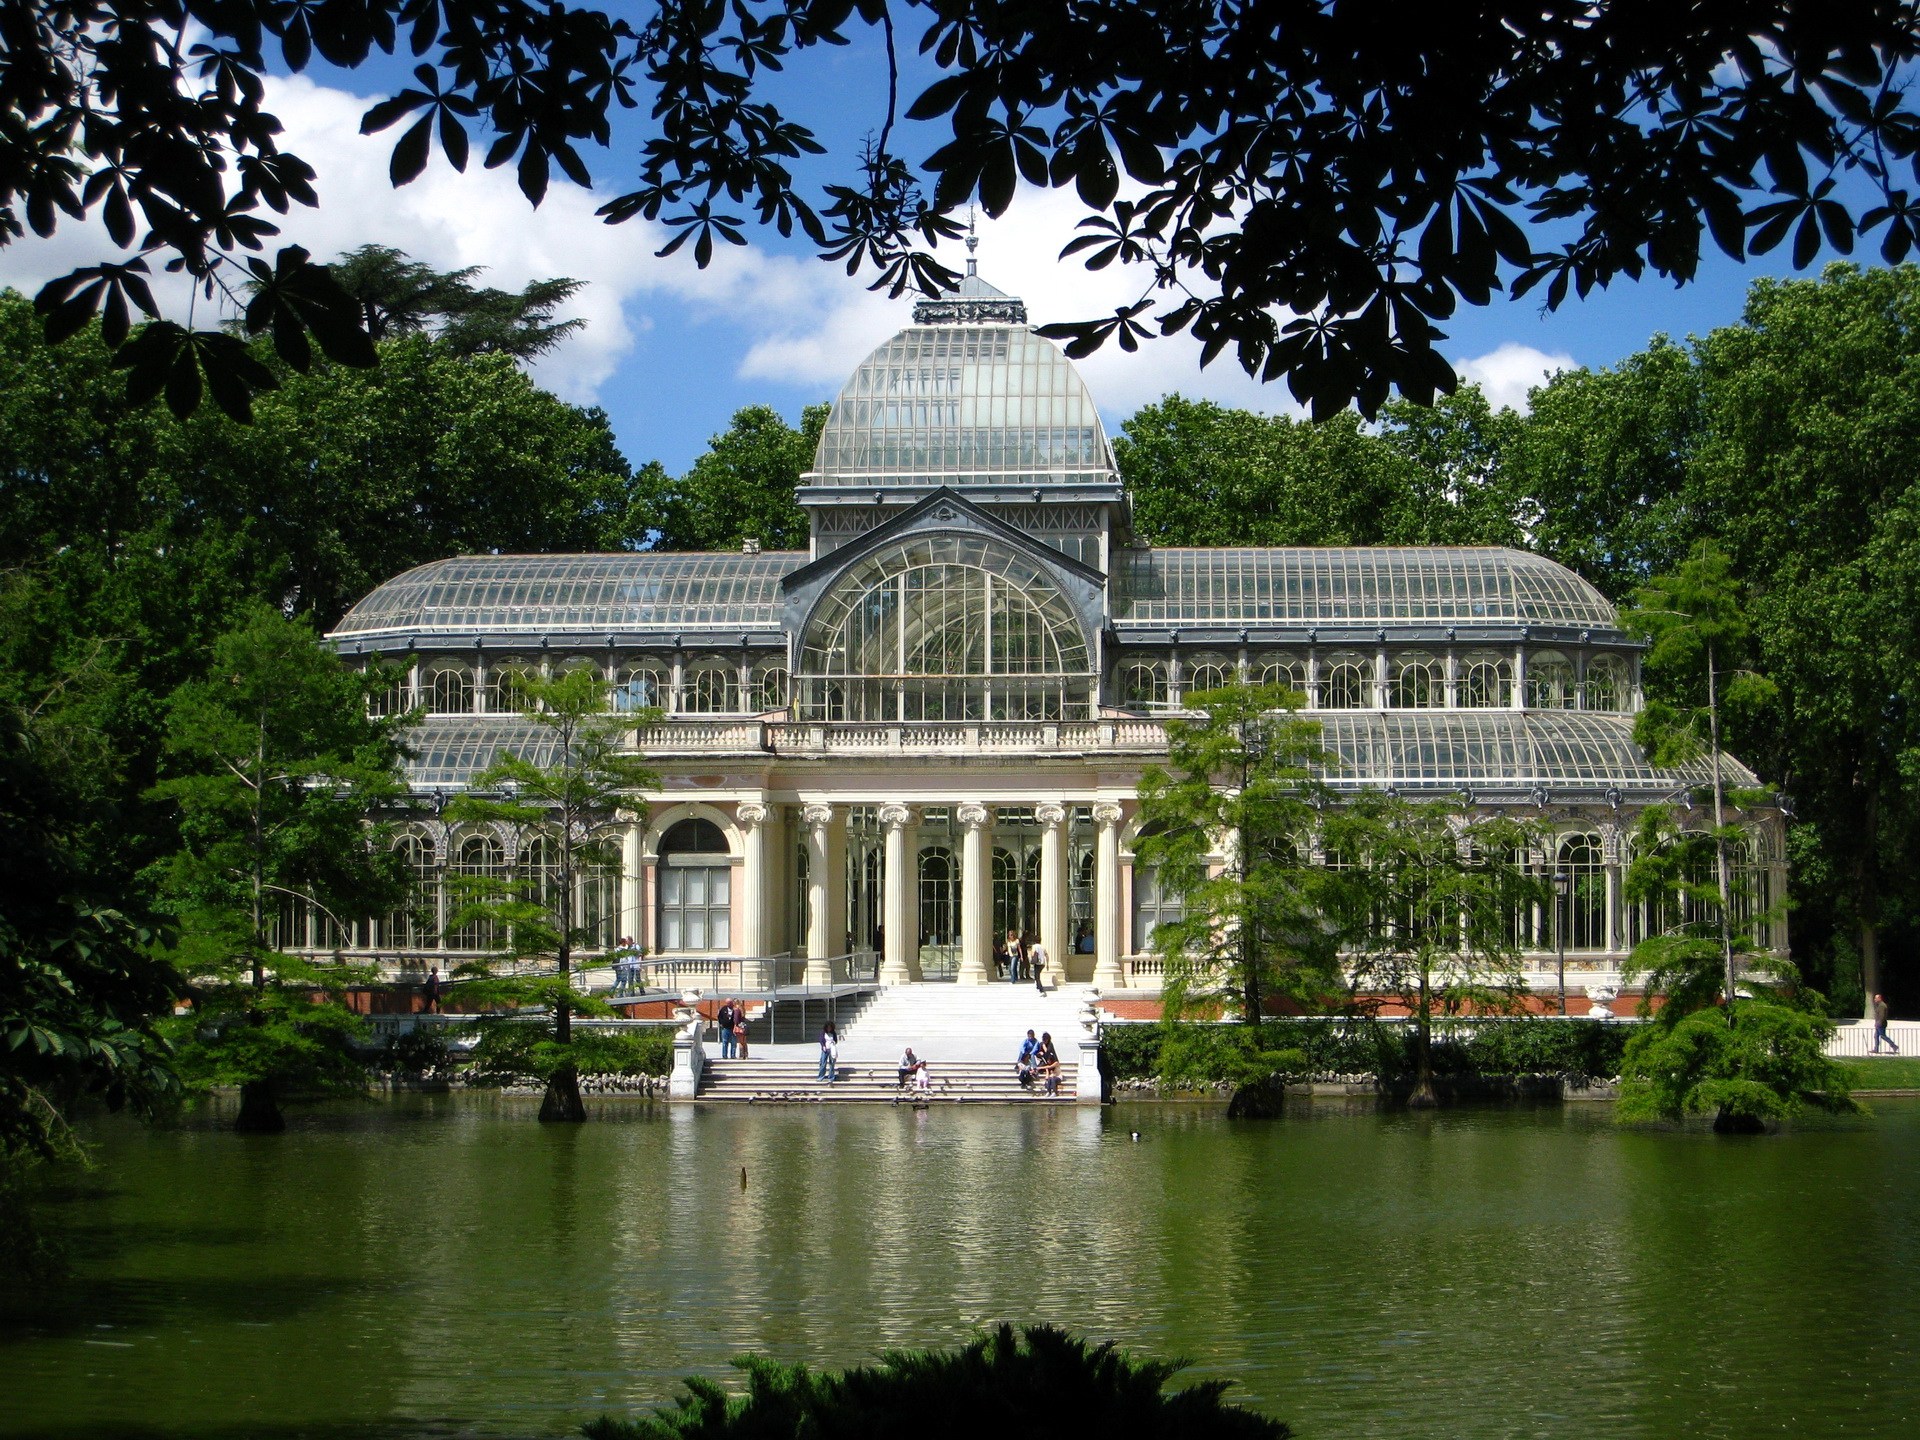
top-left (698, 1057), bottom-right (1077, 1103)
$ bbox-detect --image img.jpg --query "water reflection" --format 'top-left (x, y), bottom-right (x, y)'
top-left (5, 1096), bottom-right (1918, 1440)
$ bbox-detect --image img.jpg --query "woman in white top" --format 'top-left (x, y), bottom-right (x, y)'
top-left (817, 1022), bottom-right (839, 1083)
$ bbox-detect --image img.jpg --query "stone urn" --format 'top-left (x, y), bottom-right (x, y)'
top-left (1586, 983), bottom-right (1618, 1020)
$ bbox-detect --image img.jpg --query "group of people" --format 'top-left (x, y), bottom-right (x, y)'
top-left (713, 999), bottom-right (751, 1058)
top-left (1016, 1029), bottom-right (1062, 1095)
top-left (993, 929), bottom-right (1051, 990)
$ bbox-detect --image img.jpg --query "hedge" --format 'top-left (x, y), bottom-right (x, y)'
top-left (466, 1021), bottom-right (675, 1085)
top-left (1104, 1017), bottom-right (1631, 1087)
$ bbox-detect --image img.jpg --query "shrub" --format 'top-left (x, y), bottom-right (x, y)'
top-left (1618, 1002), bottom-right (1860, 1131)
top-left (583, 1323), bottom-right (1289, 1439)
top-left (466, 1021), bottom-right (673, 1085)
top-left (1105, 1018), bottom-right (1632, 1087)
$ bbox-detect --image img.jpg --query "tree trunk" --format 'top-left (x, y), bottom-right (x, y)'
top-left (1706, 646), bottom-right (1737, 1025)
top-left (234, 1078), bottom-right (285, 1133)
top-left (1712, 1107), bottom-right (1766, 1135)
top-left (539, 1060), bottom-right (587, 1123)
top-left (1407, 971), bottom-right (1438, 1108)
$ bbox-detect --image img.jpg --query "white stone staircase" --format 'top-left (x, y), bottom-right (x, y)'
top-left (692, 982), bottom-right (1099, 1103)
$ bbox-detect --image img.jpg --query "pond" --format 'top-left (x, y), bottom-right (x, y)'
top-left (7, 1094), bottom-right (1919, 1440)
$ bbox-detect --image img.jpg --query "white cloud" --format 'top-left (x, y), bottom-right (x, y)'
top-left (1454, 342), bottom-right (1576, 413)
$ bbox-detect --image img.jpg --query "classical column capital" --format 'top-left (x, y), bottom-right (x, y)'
top-left (1035, 802), bottom-right (1068, 828)
top-left (801, 802), bottom-right (835, 830)
top-left (956, 802), bottom-right (991, 830)
top-left (879, 802), bottom-right (916, 831)
top-left (737, 801), bottom-right (770, 829)
top-left (1092, 801), bottom-right (1124, 828)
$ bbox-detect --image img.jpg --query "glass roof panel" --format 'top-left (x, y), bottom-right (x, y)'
top-left (1116, 547), bottom-right (1618, 627)
top-left (331, 553), bottom-right (808, 636)
top-left (403, 719), bottom-right (568, 787)
top-left (809, 322), bottom-right (1117, 486)
top-left (1310, 713), bottom-right (1752, 790)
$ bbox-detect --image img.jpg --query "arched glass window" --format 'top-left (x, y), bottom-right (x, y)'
top-left (1132, 865), bottom-right (1184, 954)
top-left (657, 818), bottom-right (731, 951)
top-left (1528, 651), bottom-right (1577, 709)
top-left (1390, 652), bottom-right (1443, 709)
top-left (612, 662), bottom-right (666, 712)
top-left (1585, 654), bottom-right (1629, 712)
top-left (1185, 653), bottom-right (1235, 695)
top-left (1459, 652), bottom-right (1513, 708)
top-left (798, 535), bottom-right (1093, 721)
top-left (1555, 834), bottom-right (1606, 950)
top-left (447, 833), bottom-right (503, 949)
top-left (682, 659), bottom-right (739, 714)
top-left (1123, 659), bottom-right (1169, 709)
top-left (486, 658), bottom-right (535, 713)
top-left (386, 832), bottom-right (434, 949)
top-left (752, 660), bottom-right (789, 711)
top-left (1320, 653), bottom-right (1372, 709)
top-left (1253, 653), bottom-right (1305, 692)
top-left (425, 663), bottom-right (473, 715)
top-left (919, 847), bottom-right (958, 945)
top-left (992, 846), bottom-right (1041, 940)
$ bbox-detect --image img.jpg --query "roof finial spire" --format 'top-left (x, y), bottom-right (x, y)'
top-left (966, 205), bottom-right (978, 276)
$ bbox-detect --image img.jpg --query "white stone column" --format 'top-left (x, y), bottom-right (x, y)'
top-left (1093, 801), bottom-right (1124, 989)
top-left (803, 803), bottom-right (835, 986)
top-left (880, 803), bottom-right (916, 985)
top-left (957, 802), bottom-right (992, 985)
top-left (1513, 643), bottom-right (1528, 710)
top-left (737, 802), bottom-right (768, 959)
top-left (1037, 802), bottom-right (1069, 985)
top-left (620, 818), bottom-right (645, 948)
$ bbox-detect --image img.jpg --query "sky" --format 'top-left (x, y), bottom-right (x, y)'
top-left (0, 32), bottom-right (1872, 474)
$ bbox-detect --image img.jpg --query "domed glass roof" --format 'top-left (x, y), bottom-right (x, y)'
top-left (1115, 547), bottom-right (1621, 628)
top-left (807, 275), bottom-right (1115, 489)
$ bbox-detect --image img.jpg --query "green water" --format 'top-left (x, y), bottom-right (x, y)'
top-left (7, 1094), bottom-right (1919, 1440)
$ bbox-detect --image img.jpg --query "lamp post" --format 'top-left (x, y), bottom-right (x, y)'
top-left (1553, 870), bottom-right (1571, 1015)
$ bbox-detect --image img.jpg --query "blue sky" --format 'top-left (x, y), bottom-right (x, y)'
top-left (0, 28), bottom-right (1873, 474)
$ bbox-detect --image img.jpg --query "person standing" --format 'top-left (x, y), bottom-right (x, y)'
top-left (716, 998), bottom-right (738, 1059)
top-left (1872, 993), bottom-right (1899, 1053)
top-left (1027, 937), bottom-right (1049, 993)
top-left (734, 1004), bottom-right (751, 1060)
top-left (1006, 929), bottom-right (1024, 985)
top-left (992, 933), bottom-right (1010, 981)
top-left (818, 1022), bottom-right (839, 1083)
top-left (421, 966), bottom-right (439, 1015)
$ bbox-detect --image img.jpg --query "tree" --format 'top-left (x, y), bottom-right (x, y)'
top-left (637, 404), bottom-right (828, 552)
top-left (1133, 683), bottom-right (1343, 1034)
top-left (327, 245), bottom-right (587, 358)
top-left (1617, 1002), bottom-right (1859, 1134)
top-left (15, 4), bottom-right (1920, 420)
top-left (1115, 390), bottom-right (1521, 548)
top-left (443, 667), bottom-right (659, 1123)
top-left (1339, 800), bottom-right (1545, 1107)
top-left (584, 1324), bottom-right (1290, 1440)
top-left (149, 606), bottom-right (414, 1131)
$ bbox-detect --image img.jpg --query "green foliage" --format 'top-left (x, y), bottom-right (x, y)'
top-left (466, 1022), bottom-right (673, 1084)
top-left (326, 245), bottom-right (586, 358)
top-left (1618, 1003), bottom-right (1860, 1126)
top-left (583, 1323), bottom-right (1288, 1440)
top-left (1107, 1019), bottom-right (1631, 1089)
top-left (164, 955), bottom-right (372, 1096)
top-left (1117, 392), bottom-right (1521, 549)
top-left (1835, 1056), bottom-right (1920, 1089)
top-left (636, 404), bottom-right (826, 552)
top-left (1134, 683), bottom-right (1344, 1023)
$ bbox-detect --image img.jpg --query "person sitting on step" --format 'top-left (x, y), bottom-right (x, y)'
top-left (1036, 1032), bottom-right (1061, 1096)
top-left (898, 1047), bottom-right (926, 1089)
top-left (1015, 1029), bottom-right (1040, 1087)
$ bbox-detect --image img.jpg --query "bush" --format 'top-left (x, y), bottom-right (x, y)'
top-left (374, 1029), bottom-right (453, 1077)
top-left (465, 1021), bottom-right (673, 1085)
top-left (1104, 1018), bottom-right (1632, 1087)
top-left (583, 1323), bottom-right (1289, 1439)
top-left (1618, 1002), bottom-right (1859, 1130)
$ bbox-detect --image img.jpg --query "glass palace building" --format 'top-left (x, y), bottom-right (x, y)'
top-left (321, 272), bottom-right (1786, 1004)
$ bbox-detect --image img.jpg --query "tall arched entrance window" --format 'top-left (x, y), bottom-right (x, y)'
top-left (797, 535), bottom-right (1093, 721)
top-left (657, 818), bottom-right (732, 952)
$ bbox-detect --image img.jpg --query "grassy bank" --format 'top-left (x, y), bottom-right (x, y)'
top-left (1836, 1056), bottom-right (1920, 1090)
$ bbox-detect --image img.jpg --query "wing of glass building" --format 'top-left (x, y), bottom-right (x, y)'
top-left (321, 264), bottom-right (1785, 1014)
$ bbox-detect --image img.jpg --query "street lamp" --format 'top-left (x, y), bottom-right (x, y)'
top-left (1552, 870), bottom-right (1572, 1015)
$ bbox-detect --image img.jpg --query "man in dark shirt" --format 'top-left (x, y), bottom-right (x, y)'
top-left (716, 999), bottom-right (738, 1058)
top-left (1872, 993), bottom-right (1899, 1053)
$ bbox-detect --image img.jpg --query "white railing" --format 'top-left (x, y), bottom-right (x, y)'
top-left (1825, 1019), bottom-right (1920, 1057)
top-left (632, 718), bottom-right (1171, 756)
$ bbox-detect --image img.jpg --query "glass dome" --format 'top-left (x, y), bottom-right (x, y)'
top-left (807, 281), bottom-right (1116, 488)
top-left (1116, 547), bottom-right (1620, 628)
